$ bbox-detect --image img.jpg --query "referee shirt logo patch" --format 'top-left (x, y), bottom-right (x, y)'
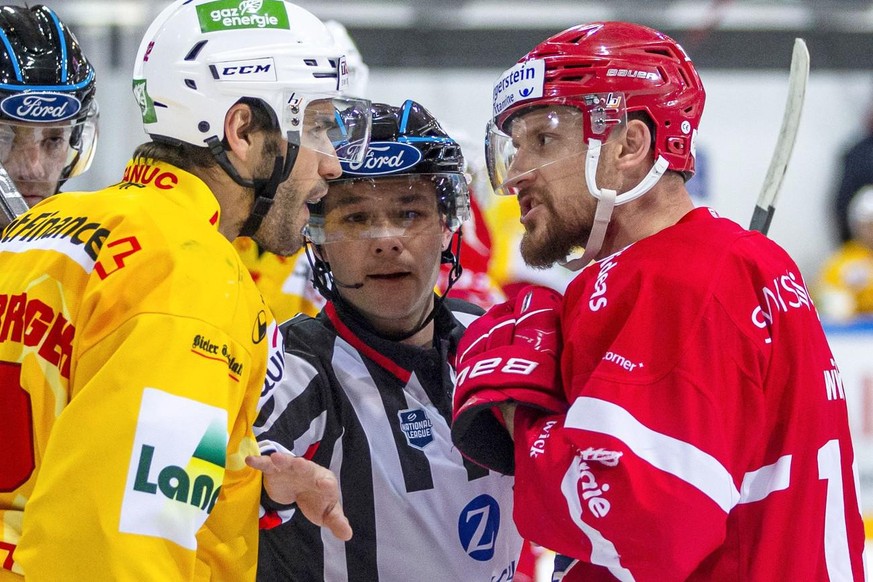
top-left (398, 408), bottom-right (434, 450)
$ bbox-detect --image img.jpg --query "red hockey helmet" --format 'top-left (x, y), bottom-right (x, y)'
top-left (493, 21), bottom-right (705, 178)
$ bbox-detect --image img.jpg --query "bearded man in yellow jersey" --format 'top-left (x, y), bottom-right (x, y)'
top-left (0, 1), bottom-right (371, 580)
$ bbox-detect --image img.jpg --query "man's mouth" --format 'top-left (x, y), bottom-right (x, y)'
top-left (368, 271), bottom-right (410, 281)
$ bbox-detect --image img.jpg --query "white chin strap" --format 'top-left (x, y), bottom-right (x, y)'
top-left (560, 138), bottom-right (670, 271)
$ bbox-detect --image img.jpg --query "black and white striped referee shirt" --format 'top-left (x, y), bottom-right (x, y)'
top-left (254, 297), bottom-right (522, 581)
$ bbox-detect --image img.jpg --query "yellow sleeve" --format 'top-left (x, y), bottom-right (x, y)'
top-left (17, 312), bottom-right (264, 580)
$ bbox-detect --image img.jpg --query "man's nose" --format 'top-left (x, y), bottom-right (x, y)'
top-left (320, 152), bottom-right (342, 180)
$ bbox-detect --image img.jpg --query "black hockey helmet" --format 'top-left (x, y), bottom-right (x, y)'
top-left (305, 99), bottom-right (471, 337)
top-left (0, 4), bottom-right (98, 183)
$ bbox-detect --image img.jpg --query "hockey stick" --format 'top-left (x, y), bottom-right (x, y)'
top-left (0, 161), bottom-right (27, 230)
top-left (749, 38), bottom-right (810, 235)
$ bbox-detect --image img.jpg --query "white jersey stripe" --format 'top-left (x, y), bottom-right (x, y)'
top-left (738, 454), bottom-right (791, 504)
top-left (0, 235), bottom-right (95, 272)
top-left (566, 396), bottom-right (740, 513)
top-left (560, 455), bottom-right (635, 581)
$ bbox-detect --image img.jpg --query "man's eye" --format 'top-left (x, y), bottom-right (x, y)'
top-left (342, 212), bottom-right (368, 224)
top-left (43, 137), bottom-right (67, 151)
top-left (537, 133), bottom-right (555, 147)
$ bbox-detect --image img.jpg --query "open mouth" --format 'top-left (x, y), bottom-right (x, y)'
top-left (368, 272), bottom-right (410, 281)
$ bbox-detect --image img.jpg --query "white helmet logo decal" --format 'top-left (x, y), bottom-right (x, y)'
top-left (239, 0), bottom-right (263, 14)
top-left (196, 0), bottom-right (290, 32)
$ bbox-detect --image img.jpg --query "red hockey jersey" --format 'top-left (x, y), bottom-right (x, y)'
top-left (512, 208), bottom-right (867, 581)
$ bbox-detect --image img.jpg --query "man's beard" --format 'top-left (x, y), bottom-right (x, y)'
top-left (519, 199), bottom-right (589, 268)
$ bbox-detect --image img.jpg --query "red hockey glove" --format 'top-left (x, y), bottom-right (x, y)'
top-left (451, 285), bottom-right (566, 475)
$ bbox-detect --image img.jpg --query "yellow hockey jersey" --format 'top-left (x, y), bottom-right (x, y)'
top-left (232, 238), bottom-right (323, 323)
top-left (0, 159), bottom-right (279, 580)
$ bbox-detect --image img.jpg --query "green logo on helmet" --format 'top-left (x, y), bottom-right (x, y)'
top-left (132, 78), bottom-right (157, 124)
top-left (197, 0), bottom-right (290, 32)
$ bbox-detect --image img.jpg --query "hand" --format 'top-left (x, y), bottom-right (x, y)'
top-left (246, 452), bottom-right (352, 541)
top-left (451, 285), bottom-right (566, 474)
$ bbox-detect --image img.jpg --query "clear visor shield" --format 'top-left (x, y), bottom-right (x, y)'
top-left (304, 173), bottom-right (470, 244)
top-left (0, 114), bottom-right (98, 183)
top-left (280, 93), bottom-right (371, 164)
top-left (485, 93), bottom-right (627, 196)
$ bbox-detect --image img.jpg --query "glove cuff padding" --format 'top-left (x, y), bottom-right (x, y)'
top-left (452, 388), bottom-right (566, 475)
top-left (452, 396), bottom-right (517, 475)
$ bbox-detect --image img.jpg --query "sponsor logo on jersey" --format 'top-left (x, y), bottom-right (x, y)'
top-left (122, 161), bottom-right (178, 190)
top-left (0, 210), bottom-right (110, 270)
top-left (602, 351), bottom-right (642, 372)
top-left (492, 58), bottom-right (545, 117)
top-left (339, 142), bottom-right (423, 176)
top-left (191, 333), bottom-right (245, 381)
top-left (212, 57), bottom-right (276, 81)
top-left (578, 447), bottom-right (623, 467)
top-left (458, 494), bottom-right (500, 561)
top-left (568, 453), bottom-right (612, 519)
top-left (588, 251), bottom-right (622, 312)
top-left (0, 92), bottom-right (81, 122)
top-left (0, 293), bottom-right (75, 378)
top-left (529, 419), bottom-right (557, 459)
top-left (120, 388), bottom-right (228, 549)
top-left (398, 408), bottom-right (434, 450)
top-left (132, 79), bottom-right (157, 124)
top-left (252, 309), bottom-right (267, 343)
top-left (196, 0), bottom-right (290, 32)
top-left (750, 269), bottom-right (812, 330)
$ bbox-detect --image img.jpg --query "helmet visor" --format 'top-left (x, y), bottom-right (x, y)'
top-left (0, 114), bottom-right (98, 184)
top-left (304, 173), bottom-right (469, 244)
top-left (280, 93), bottom-right (371, 164)
top-left (486, 93), bottom-right (627, 196)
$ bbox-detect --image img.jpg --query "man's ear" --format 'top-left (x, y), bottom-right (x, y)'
top-left (441, 226), bottom-right (454, 251)
top-left (223, 102), bottom-right (256, 164)
top-left (616, 118), bottom-right (653, 171)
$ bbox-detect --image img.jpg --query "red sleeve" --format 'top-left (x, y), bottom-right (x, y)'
top-left (509, 213), bottom-right (866, 580)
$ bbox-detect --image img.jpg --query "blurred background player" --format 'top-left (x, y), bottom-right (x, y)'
top-left (255, 100), bottom-right (522, 581)
top-left (233, 19), bottom-right (370, 323)
top-left (0, 4), bottom-right (98, 208)
top-left (816, 184), bottom-right (873, 321)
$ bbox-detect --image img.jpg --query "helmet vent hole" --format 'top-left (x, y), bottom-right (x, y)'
top-left (185, 40), bottom-right (208, 61)
top-left (304, 59), bottom-right (318, 67)
top-left (185, 79), bottom-right (197, 90)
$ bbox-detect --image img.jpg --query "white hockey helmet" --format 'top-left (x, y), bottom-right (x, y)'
top-left (324, 20), bottom-right (369, 98)
top-left (131, 0), bottom-right (370, 161)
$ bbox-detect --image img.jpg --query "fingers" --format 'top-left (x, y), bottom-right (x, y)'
top-left (249, 453), bottom-right (352, 541)
top-left (245, 454), bottom-right (276, 473)
top-left (321, 499), bottom-right (353, 541)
